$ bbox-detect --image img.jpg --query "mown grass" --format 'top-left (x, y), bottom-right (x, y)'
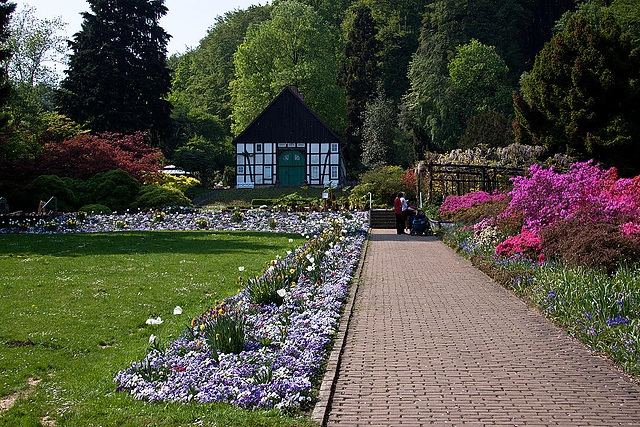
top-left (0, 231), bottom-right (316, 426)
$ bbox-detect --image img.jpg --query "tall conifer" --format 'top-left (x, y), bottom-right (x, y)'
top-left (58, 0), bottom-right (172, 143)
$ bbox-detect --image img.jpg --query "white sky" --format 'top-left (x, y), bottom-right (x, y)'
top-left (15, 0), bottom-right (266, 55)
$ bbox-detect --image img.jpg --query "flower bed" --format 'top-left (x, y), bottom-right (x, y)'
top-left (112, 217), bottom-right (367, 410)
top-left (0, 210), bottom-right (369, 236)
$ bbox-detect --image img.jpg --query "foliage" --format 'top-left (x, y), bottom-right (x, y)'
top-left (172, 134), bottom-right (233, 186)
top-left (131, 184), bottom-right (191, 210)
top-left (37, 132), bottom-right (162, 183)
top-left (337, 3), bottom-right (380, 153)
top-left (358, 165), bottom-right (406, 206)
top-left (447, 39), bottom-right (513, 121)
top-left (82, 169), bottom-right (141, 212)
top-left (458, 110), bottom-right (514, 150)
top-left (0, 0), bottom-right (15, 128)
top-left (168, 5), bottom-right (271, 134)
top-left (24, 174), bottom-right (77, 212)
top-left (540, 216), bottom-right (640, 272)
top-left (57, 0), bottom-right (172, 143)
top-left (230, 0), bottom-right (346, 136)
top-left (361, 84), bottom-right (395, 169)
top-left (514, 11), bottom-right (640, 176)
top-left (158, 174), bottom-right (201, 197)
top-left (402, 0), bottom-right (538, 153)
top-left (3, 5), bottom-right (67, 89)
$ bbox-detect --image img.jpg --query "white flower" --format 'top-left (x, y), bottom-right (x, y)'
top-left (173, 306), bottom-right (183, 315)
top-left (276, 289), bottom-right (286, 298)
top-left (288, 238), bottom-right (293, 243)
top-left (145, 317), bottom-right (163, 325)
top-left (268, 266), bottom-right (275, 272)
top-left (149, 334), bottom-right (157, 344)
top-left (306, 265), bottom-right (315, 272)
top-left (286, 251), bottom-right (292, 256)
top-left (238, 266), bottom-right (245, 271)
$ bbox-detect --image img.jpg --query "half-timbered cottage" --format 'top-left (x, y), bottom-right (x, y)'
top-left (233, 87), bottom-right (346, 188)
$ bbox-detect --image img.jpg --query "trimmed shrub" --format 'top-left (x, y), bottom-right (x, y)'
top-left (24, 175), bottom-right (78, 212)
top-left (82, 169), bottom-right (140, 212)
top-left (131, 185), bottom-right (192, 210)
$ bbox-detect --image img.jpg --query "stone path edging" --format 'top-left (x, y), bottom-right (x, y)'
top-left (311, 231), bottom-right (370, 425)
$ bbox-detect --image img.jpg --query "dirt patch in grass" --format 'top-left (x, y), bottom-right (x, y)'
top-left (0, 377), bottom-right (41, 412)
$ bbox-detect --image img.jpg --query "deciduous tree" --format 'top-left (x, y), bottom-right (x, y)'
top-left (230, 0), bottom-right (346, 136)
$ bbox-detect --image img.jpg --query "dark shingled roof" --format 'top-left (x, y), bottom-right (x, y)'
top-left (233, 87), bottom-right (344, 145)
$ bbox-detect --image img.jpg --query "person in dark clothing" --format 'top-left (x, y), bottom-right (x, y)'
top-left (394, 192), bottom-right (405, 234)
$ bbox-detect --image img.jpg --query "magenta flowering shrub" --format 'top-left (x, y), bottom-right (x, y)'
top-left (621, 222), bottom-right (640, 236)
top-left (505, 161), bottom-right (640, 231)
top-left (439, 191), bottom-right (506, 214)
top-left (494, 230), bottom-right (542, 261)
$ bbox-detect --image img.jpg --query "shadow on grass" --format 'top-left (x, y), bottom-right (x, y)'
top-left (0, 231), bottom-right (301, 257)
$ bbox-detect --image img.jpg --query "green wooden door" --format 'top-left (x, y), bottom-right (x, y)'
top-left (278, 150), bottom-right (305, 185)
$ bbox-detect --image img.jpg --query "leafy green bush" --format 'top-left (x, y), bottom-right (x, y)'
top-left (82, 169), bottom-right (140, 212)
top-left (158, 174), bottom-right (201, 197)
top-left (358, 165), bottom-right (406, 206)
top-left (25, 175), bottom-right (77, 212)
top-left (79, 204), bottom-right (112, 214)
top-left (131, 185), bottom-right (191, 210)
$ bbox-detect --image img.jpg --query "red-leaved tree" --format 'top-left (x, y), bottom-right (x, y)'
top-left (37, 132), bottom-right (163, 183)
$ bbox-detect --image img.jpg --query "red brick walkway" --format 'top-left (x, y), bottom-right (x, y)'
top-left (326, 229), bottom-right (640, 426)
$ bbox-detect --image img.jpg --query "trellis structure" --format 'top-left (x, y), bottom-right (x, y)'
top-left (419, 163), bottom-right (526, 203)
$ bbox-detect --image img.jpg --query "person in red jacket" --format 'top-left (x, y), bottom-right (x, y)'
top-left (394, 192), bottom-right (405, 234)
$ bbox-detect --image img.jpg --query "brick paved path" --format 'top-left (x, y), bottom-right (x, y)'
top-left (326, 229), bottom-right (640, 426)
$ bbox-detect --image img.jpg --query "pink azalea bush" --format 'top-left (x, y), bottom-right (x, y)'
top-left (505, 161), bottom-right (640, 231)
top-left (494, 230), bottom-right (543, 260)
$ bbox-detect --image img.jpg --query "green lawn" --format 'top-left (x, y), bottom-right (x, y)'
top-left (0, 231), bottom-right (315, 426)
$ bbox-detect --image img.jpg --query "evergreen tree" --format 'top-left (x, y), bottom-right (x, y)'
top-left (337, 4), bottom-right (380, 160)
top-left (57, 0), bottom-right (172, 144)
top-left (514, 11), bottom-right (640, 175)
top-left (0, 0), bottom-right (16, 127)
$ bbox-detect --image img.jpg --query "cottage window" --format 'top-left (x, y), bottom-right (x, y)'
top-left (331, 166), bottom-right (338, 180)
top-left (331, 143), bottom-right (338, 153)
top-left (264, 166), bottom-right (272, 179)
top-left (238, 166), bottom-right (245, 175)
top-left (256, 144), bottom-right (262, 153)
top-left (311, 166), bottom-right (319, 180)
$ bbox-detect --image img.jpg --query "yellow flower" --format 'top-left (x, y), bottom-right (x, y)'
top-left (215, 333), bottom-right (220, 340)
top-left (199, 324), bottom-right (205, 331)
